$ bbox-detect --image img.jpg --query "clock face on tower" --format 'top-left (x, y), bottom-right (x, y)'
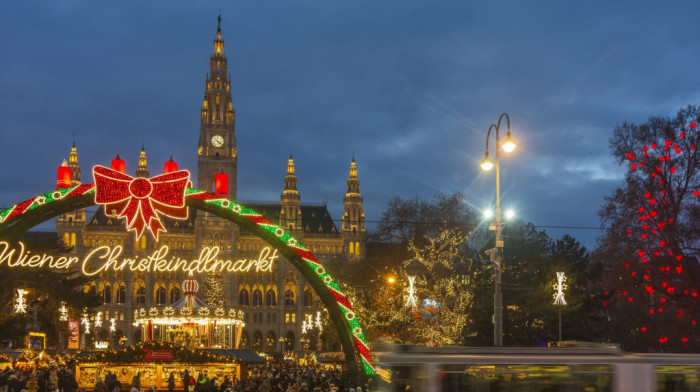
top-left (211, 135), bottom-right (224, 147)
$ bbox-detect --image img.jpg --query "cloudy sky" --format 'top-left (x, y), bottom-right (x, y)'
top-left (1, 1), bottom-right (699, 249)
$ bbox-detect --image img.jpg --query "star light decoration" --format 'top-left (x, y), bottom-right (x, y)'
top-left (59, 302), bottom-right (68, 321)
top-left (109, 318), bottom-right (116, 332)
top-left (405, 276), bottom-right (418, 308)
top-left (621, 119), bottom-right (698, 348)
top-left (81, 309), bottom-right (90, 334)
top-left (14, 289), bottom-right (28, 314)
top-left (553, 272), bottom-right (567, 305)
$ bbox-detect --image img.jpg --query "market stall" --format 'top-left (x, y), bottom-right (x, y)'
top-left (75, 342), bottom-right (265, 390)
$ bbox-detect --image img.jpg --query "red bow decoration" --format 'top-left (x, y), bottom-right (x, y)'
top-left (93, 166), bottom-right (190, 239)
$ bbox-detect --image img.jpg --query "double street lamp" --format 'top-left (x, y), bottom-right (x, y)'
top-left (480, 112), bottom-right (517, 347)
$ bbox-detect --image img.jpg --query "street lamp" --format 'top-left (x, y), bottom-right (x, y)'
top-left (480, 112), bottom-right (517, 347)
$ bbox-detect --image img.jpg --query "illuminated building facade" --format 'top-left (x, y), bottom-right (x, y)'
top-left (54, 16), bottom-right (366, 352)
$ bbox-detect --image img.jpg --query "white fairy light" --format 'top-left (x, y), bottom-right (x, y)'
top-left (553, 272), bottom-right (567, 305)
top-left (14, 289), bottom-right (28, 314)
top-left (405, 276), bottom-right (418, 308)
top-left (94, 311), bottom-right (103, 327)
top-left (109, 318), bottom-right (116, 332)
top-left (59, 302), bottom-right (68, 321)
top-left (315, 311), bottom-right (323, 331)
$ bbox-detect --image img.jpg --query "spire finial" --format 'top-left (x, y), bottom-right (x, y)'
top-left (352, 149), bottom-right (355, 162)
top-left (72, 133), bottom-right (76, 148)
top-left (141, 138), bottom-right (145, 151)
top-left (217, 13), bottom-right (222, 31)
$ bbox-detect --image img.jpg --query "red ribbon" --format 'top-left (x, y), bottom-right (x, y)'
top-left (93, 166), bottom-right (190, 239)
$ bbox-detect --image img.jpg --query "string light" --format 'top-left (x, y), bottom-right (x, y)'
top-left (553, 272), bottom-right (567, 305)
top-left (14, 289), bottom-right (28, 313)
top-left (405, 276), bottom-right (418, 308)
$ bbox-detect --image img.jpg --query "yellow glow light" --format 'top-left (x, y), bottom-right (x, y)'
top-left (501, 132), bottom-right (517, 153)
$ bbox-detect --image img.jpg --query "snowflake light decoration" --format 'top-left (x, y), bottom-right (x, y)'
top-left (14, 289), bottom-right (28, 314)
top-left (553, 272), bottom-right (567, 305)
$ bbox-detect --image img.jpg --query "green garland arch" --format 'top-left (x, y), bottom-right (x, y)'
top-left (0, 184), bottom-right (374, 376)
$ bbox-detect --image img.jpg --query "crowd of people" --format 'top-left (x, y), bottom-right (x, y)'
top-left (0, 366), bottom-right (79, 392)
top-left (0, 361), bottom-right (374, 392)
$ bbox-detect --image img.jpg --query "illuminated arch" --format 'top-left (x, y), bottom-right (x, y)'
top-left (0, 185), bottom-right (374, 375)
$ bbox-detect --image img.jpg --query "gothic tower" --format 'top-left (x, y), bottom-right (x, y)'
top-left (196, 15), bottom-right (237, 256)
top-left (197, 15), bottom-right (237, 199)
top-left (56, 141), bottom-right (85, 251)
top-left (342, 157), bottom-right (366, 261)
top-left (136, 144), bottom-right (150, 178)
top-left (280, 155), bottom-right (301, 231)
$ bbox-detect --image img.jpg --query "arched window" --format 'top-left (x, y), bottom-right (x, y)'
top-left (239, 331), bottom-right (249, 349)
top-left (88, 283), bottom-right (97, 296)
top-left (252, 289), bottom-right (263, 307)
top-left (70, 233), bottom-right (77, 247)
top-left (252, 332), bottom-right (262, 351)
top-left (265, 332), bottom-right (276, 352)
top-left (63, 233), bottom-right (69, 246)
top-left (170, 287), bottom-right (181, 304)
top-left (135, 284), bottom-right (146, 304)
top-left (284, 284), bottom-right (295, 306)
top-left (285, 331), bottom-right (295, 351)
top-left (239, 288), bottom-right (250, 306)
top-left (156, 285), bottom-right (166, 305)
top-left (265, 289), bottom-right (277, 307)
top-left (103, 284), bottom-right (112, 304)
top-left (349, 242), bottom-right (355, 255)
top-left (303, 286), bottom-right (313, 307)
top-left (116, 284), bottom-right (126, 304)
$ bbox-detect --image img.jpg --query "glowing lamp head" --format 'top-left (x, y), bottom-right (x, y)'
top-left (505, 209), bottom-right (515, 220)
top-left (215, 171), bottom-right (229, 196)
top-left (501, 131), bottom-right (517, 153)
top-left (483, 209), bottom-right (493, 220)
top-left (387, 277), bottom-right (396, 284)
top-left (164, 155), bottom-right (178, 174)
top-left (56, 160), bottom-right (72, 190)
top-left (480, 152), bottom-right (494, 171)
top-left (111, 154), bottom-right (126, 173)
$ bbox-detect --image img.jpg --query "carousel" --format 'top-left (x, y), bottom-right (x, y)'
top-left (134, 275), bottom-right (245, 348)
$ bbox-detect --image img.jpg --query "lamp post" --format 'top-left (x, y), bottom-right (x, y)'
top-left (480, 112), bottom-right (517, 347)
top-left (386, 276), bottom-right (406, 343)
top-left (553, 272), bottom-right (567, 343)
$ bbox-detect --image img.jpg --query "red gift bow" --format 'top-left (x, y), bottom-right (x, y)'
top-left (93, 165), bottom-right (190, 239)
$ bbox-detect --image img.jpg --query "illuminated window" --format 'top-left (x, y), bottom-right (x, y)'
top-left (252, 289), bottom-right (263, 307)
top-left (70, 233), bottom-right (76, 247)
top-left (140, 236), bottom-right (147, 249)
top-left (239, 288), bottom-right (250, 306)
top-left (155, 285), bottom-right (166, 305)
top-left (116, 285), bottom-right (126, 304)
top-left (349, 242), bottom-right (355, 255)
top-left (63, 233), bottom-right (70, 247)
top-left (284, 283), bottom-right (296, 306)
top-left (135, 284), bottom-right (146, 304)
top-left (303, 286), bottom-right (313, 307)
top-left (252, 332), bottom-right (262, 351)
top-left (170, 287), bottom-right (181, 304)
top-left (103, 284), bottom-right (112, 304)
top-left (265, 289), bottom-right (277, 307)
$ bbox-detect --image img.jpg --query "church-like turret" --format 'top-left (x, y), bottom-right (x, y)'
top-left (342, 157), bottom-right (366, 261)
top-left (280, 155), bottom-right (302, 231)
top-left (136, 143), bottom-right (150, 178)
top-left (197, 14), bottom-right (237, 199)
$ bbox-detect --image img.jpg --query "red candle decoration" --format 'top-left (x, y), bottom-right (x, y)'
top-left (164, 155), bottom-right (178, 174)
top-left (56, 160), bottom-right (72, 190)
top-left (111, 154), bottom-right (126, 173)
top-left (215, 171), bottom-right (228, 196)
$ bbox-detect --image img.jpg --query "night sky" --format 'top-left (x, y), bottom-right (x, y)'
top-left (1, 2), bottom-right (699, 249)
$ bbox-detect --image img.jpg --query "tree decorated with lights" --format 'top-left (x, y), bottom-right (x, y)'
top-left (403, 228), bottom-right (475, 345)
top-left (598, 105), bottom-right (700, 351)
top-left (203, 274), bottom-right (226, 308)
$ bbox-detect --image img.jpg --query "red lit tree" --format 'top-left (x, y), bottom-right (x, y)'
top-left (598, 105), bottom-right (700, 351)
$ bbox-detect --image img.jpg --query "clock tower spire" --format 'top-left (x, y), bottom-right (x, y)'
top-left (198, 14), bottom-right (237, 198)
